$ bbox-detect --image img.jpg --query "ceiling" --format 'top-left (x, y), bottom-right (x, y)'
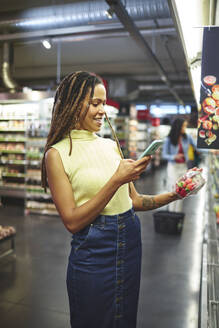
top-left (0, 0), bottom-right (195, 106)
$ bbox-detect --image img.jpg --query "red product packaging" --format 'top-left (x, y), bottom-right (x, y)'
top-left (175, 168), bottom-right (206, 198)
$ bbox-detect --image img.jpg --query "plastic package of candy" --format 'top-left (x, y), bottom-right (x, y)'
top-left (175, 168), bottom-right (206, 198)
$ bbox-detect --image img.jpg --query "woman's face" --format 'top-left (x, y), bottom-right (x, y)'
top-left (79, 83), bottom-right (106, 132)
top-left (181, 121), bottom-right (187, 134)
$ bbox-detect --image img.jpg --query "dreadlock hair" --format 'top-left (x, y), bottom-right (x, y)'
top-left (41, 71), bottom-right (124, 192)
top-left (168, 117), bottom-right (187, 146)
top-left (41, 71), bottom-right (104, 191)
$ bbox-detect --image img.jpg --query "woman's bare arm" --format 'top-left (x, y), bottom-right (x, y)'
top-left (45, 148), bottom-right (151, 233)
top-left (129, 182), bottom-right (179, 211)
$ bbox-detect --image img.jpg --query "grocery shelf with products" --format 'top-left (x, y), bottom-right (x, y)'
top-left (128, 119), bottom-right (138, 159)
top-left (128, 119), bottom-right (169, 169)
top-left (0, 225), bottom-right (16, 259)
top-left (100, 104), bottom-right (170, 164)
top-left (98, 104), bottom-right (118, 138)
top-left (25, 99), bottom-right (57, 216)
top-left (0, 104), bottom-right (28, 200)
top-left (136, 121), bottom-right (150, 160)
top-left (149, 124), bottom-right (163, 168)
top-left (200, 152), bottom-right (219, 328)
top-left (98, 105), bottom-right (131, 158)
top-left (209, 151), bottom-right (219, 229)
top-left (114, 116), bottom-right (129, 158)
top-left (0, 93), bottom-right (57, 216)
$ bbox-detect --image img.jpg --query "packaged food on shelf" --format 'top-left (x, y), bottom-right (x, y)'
top-left (0, 96), bottom-right (57, 215)
top-left (0, 225), bottom-right (16, 240)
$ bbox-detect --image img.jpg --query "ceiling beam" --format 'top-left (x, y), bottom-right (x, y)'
top-left (105, 0), bottom-right (185, 105)
top-left (0, 23), bottom-right (175, 43)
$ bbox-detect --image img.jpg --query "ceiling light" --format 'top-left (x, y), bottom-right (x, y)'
top-left (105, 8), bottom-right (114, 19)
top-left (42, 39), bottom-right (51, 49)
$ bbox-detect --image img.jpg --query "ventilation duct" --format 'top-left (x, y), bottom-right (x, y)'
top-left (2, 42), bottom-right (19, 92)
top-left (0, 0), bottom-right (170, 32)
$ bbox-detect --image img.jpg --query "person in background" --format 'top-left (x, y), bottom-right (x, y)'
top-left (162, 117), bottom-right (197, 212)
top-left (41, 72), bottom-right (193, 328)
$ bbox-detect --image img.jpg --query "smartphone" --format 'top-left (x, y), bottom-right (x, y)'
top-left (138, 140), bottom-right (163, 159)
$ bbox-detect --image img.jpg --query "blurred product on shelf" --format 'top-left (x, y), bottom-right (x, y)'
top-left (0, 225), bottom-right (16, 240)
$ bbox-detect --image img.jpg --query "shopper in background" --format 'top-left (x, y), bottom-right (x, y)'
top-left (187, 143), bottom-right (202, 169)
top-left (162, 117), bottom-right (197, 212)
top-left (41, 71), bottom-right (185, 328)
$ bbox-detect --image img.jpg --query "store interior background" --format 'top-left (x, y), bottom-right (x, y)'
top-left (0, 0), bottom-right (206, 212)
top-left (0, 1), bottom-right (219, 328)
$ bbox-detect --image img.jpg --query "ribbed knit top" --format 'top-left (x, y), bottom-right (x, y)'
top-left (52, 130), bottom-right (132, 215)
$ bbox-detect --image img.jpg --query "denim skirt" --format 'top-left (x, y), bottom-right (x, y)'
top-left (66, 208), bottom-right (142, 328)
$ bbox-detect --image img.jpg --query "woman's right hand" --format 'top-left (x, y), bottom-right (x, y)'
top-left (114, 156), bottom-right (151, 185)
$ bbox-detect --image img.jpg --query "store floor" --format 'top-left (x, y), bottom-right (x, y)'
top-left (0, 164), bottom-right (206, 328)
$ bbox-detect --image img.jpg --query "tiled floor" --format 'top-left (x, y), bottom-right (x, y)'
top-left (0, 165), bottom-right (206, 328)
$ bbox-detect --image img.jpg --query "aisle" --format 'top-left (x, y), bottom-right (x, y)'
top-left (136, 165), bottom-right (206, 328)
top-left (0, 164), bottom-right (206, 328)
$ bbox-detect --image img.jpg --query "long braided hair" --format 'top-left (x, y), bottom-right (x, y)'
top-left (41, 71), bottom-right (123, 191)
top-left (168, 117), bottom-right (187, 146)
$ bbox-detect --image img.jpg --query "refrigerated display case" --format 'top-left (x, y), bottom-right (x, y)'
top-left (200, 152), bottom-right (219, 328)
top-left (0, 103), bottom-right (31, 200)
top-left (25, 98), bottom-right (57, 216)
top-left (0, 92), bottom-right (57, 216)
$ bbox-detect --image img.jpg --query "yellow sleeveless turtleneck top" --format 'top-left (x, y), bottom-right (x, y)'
top-left (52, 130), bottom-right (132, 215)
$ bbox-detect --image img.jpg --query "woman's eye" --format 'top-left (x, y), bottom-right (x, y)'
top-left (92, 102), bottom-right (106, 107)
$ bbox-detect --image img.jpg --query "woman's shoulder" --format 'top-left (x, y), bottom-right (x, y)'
top-left (45, 147), bottom-right (61, 165)
top-left (51, 138), bottom-right (70, 157)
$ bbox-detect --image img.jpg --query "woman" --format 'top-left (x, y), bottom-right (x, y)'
top-left (41, 71), bottom-right (184, 328)
top-left (162, 117), bottom-right (196, 212)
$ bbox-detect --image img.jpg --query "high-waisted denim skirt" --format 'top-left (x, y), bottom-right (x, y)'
top-left (66, 208), bottom-right (142, 328)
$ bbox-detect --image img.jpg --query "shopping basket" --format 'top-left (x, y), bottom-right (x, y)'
top-left (153, 210), bottom-right (185, 235)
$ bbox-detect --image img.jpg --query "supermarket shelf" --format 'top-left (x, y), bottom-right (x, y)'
top-left (26, 186), bottom-right (45, 192)
top-left (25, 208), bottom-right (58, 216)
top-left (0, 117), bottom-right (25, 120)
top-left (200, 154), bottom-right (219, 328)
top-left (2, 173), bottom-right (25, 178)
top-left (27, 160), bottom-right (41, 166)
top-left (200, 243), bottom-right (208, 328)
top-left (26, 193), bottom-right (52, 199)
top-left (0, 97), bottom-right (52, 215)
top-left (0, 129), bottom-right (25, 132)
top-left (0, 160), bottom-right (26, 165)
top-left (0, 150), bottom-right (26, 154)
top-left (27, 136), bottom-right (47, 139)
top-left (0, 186), bottom-right (25, 198)
top-left (0, 162), bottom-right (41, 168)
top-left (26, 177), bottom-right (41, 182)
top-left (0, 138), bottom-right (26, 142)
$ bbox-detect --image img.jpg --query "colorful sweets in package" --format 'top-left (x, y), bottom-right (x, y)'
top-left (175, 168), bottom-right (206, 198)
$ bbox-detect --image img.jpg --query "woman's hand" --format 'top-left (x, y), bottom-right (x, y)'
top-left (114, 156), bottom-right (151, 185)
